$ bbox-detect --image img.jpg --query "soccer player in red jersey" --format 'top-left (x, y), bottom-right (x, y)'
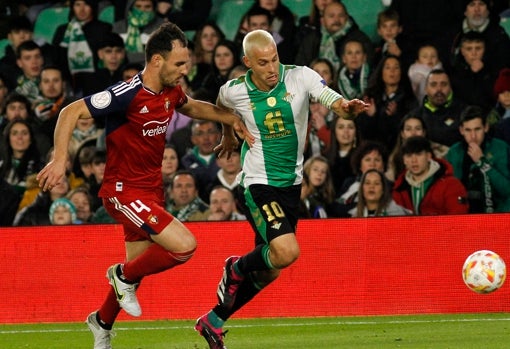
top-left (37, 22), bottom-right (253, 349)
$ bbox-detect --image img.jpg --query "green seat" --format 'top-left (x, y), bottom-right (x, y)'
top-left (282, 0), bottom-right (312, 23)
top-left (33, 6), bottom-right (70, 44)
top-left (0, 38), bottom-right (10, 60)
top-left (215, 0), bottom-right (254, 40)
top-left (501, 17), bottom-right (510, 38)
top-left (98, 5), bottom-right (114, 24)
top-left (342, 0), bottom-right (386, 42)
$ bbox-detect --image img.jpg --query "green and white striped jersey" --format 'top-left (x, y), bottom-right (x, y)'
top-left (218, 64), bottom-right (336, 188)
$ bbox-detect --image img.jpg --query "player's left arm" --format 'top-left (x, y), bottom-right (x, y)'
top-left (177, 96), bottom-right (254, 148)
top-left (330, 95), bottom-right (369, 120)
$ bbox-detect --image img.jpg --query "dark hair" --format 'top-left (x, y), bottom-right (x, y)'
top-left (171, 169), bottom-right (197, 187)
top-left (8, 15), bottom-right (33, 32)
top-left (459, 31), bottom-right (485, 45)
top-left (377, 8), bottom-right (400, 27)
top-left (425, 68), bottom-right (449, 85)
top-left (1, 92), bottom-right (31, 116)
top-left (460, 105), bottom-right (486, 125)
top-left (193, 21), bottom-right (225, 61)
top-left (211, 40), bottom-right (241, 75)
top-left (350, 140), bottom-right (388, 174)
top-left (355, 168), bottom-right (392, 217)
top-left (365, 54), bottom-right (413, 100)
top-left (326, 114), bottom-right (360, 165)
top-left (246, 5), bottom-right (273, 24)
top-left (91, 149), bottom-right (106, 164)
top-left (15, 40), bottom-right (41, 59)
top-left (401, 136), bottom-right (432, 155)
top-left (145, 22), bottom-right (188, 62)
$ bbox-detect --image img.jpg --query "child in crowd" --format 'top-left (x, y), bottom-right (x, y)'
top-left (408, 44), bottom-right (443, 103)
top-left (49, 197), bottom-right (79, 225)
top-left (373, 8), bottom-right (402, 67)
top-left (337, 39), bottom-right (370, 100)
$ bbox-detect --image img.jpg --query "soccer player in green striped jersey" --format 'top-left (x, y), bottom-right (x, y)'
top-left (195, 29), bottom-right (369, 349)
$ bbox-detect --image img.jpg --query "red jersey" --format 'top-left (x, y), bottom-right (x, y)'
top-left (84, 73), bottom-right (187, 199)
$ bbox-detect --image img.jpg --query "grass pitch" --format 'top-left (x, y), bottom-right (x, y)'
top-left (1, 313), bottom-right (509, 348)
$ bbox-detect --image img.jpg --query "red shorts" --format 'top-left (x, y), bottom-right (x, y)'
top-left (103, 193), bottom-right (175, 242)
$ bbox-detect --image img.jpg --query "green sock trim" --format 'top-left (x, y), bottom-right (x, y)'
top-left (233, 260), bottom-right (244, 277)
top-left (207, 311), bottom-right (225, 329)
top-left (248, 273), bottom-right (264, 290)
top-left (261, 245), bottom-right (275, 269)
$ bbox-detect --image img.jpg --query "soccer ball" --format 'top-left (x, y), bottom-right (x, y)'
top-left (462, 250), bottom-right (506, 294)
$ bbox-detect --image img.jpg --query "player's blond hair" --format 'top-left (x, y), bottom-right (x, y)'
top-left (242, 30), bottom-right (276, 58)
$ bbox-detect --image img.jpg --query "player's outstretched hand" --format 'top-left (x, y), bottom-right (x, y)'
top-left (36, 159), bottom-right (67, 192)
top-left (341, 99), bottom-right (370, 119)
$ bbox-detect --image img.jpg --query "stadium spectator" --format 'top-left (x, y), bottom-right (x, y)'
top-left (162, 143), bottom-right (179, 194)
top-left (76, 31), bottom-right (127, 96)
top-left (295, 2), bottom-right (373, 72)
top-left (165, 170), bottom-right (210, 221)
top-left (49, 197), bottom-right (79, 225)
top-left (336, 39), bottom-right (370, 100)
top-left (329, 140), bottom-right (388, 217)
top-left (0, 118), bottom-right (44, 200)
top-left (295, 0), bottom-right (339, 46)
top-left (13, 173), bottom-right (70, 226)
top-left (205, 147), bottom-right (242, 201)
top-left (310, 57), bottom-right (337, 90)
top-left (201, 40), bottom-right (241, 101)
top-left (189, 22), bottom-right (225, 90)
top-left (52, 0), bottom-right (112, 86)
top-left (36, 22), bottom-right (252, 349)
top-left (181, 120), bottom-right (221, 202)
top-left (386, 114), bottom-right (428, 181)
top-left (112, 0), bottom-right (164, 65)
top-left (156, 0), bottom-right (212, 31)
top-left (450, 31), bottom-right (497, 113)
top-left (0, 74), bottom-right (10, 109)
top-left (407, 44), bottom-right (443, 103)
top-left (492, 68), bottom-right (510, 143)
top-left (326, 114), bottom-right (360, 196)
top-left (451, 0), bottom-right (510, 76)
top-left (0, 177), bottom-right (21, 226)
top-left (305, 100), bottom-right (334, 159)
top-left (194, 30), bottom-right (367, 348)
top-left (393, 136), bottom-right (469, 215)
top-left (445, 106), bottom-right (510, 213)
top-left (405, 69), bottom-right (467, 158)
top-left (121, 62), bottom-right (144, 81)
top-left (14, 40), bottom-right (44, 104)
top-left (207, 185), bottom-right (246, 221)
top-left (300, 155), bottom-right (335, 218)
top-left (85, 148), bottom-right (106, 212)
top-left (349, 168), bottom-right (412, 217)
top-left (372, 8), bottom-right (403, 68)
top-left (357, 54), bottom-right (417, 151)
top-left (67, 186), bottom-right (94, 223)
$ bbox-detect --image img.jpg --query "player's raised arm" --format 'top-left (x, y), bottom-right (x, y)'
top-left (36, 99), bottom-right (92, 191)
top-left (330, 96), bottom-right (370, 120)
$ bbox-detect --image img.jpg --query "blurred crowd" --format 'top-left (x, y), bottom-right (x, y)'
top-left (0, 0), bottom-right (509, 226)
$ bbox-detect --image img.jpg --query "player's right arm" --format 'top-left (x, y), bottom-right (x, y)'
top-left (36, 99), bottom-right (92, 191)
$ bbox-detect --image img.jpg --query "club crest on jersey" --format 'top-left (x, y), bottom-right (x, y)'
top-left (148, 214), bottom-right (159, 224)
top-left (282, 92), bottom-right (294, 104)
top-left (267, 97), bottom-right (276, 107)
top-left (164, 98), bottom-right (170, 112)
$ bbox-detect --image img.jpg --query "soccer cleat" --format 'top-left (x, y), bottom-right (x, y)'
top-left (106, 264), bottom-right (141, 317)
top-left (86, 311), bottom-right (115, 349)
top-left (217, 256), bottom-right (244, 309)
top-left (195, 314), bottom-right (228, 349)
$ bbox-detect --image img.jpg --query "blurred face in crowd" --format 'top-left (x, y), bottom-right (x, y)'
top-left (377, 19), bottom-right (401, 42)
top-left (8, 122), bottom-right (31, 158)
top-left (134, 0), bottom-right (154, 12)
top-left (321, 2), bottom-right (348, 34)
top-left (498, 90), bottom-right (510, 108)
top-left (425, 72), bottom-right (451, 107)
top-left (360, 150), bottom-right (384, 174)
top-left (171, 173), bottom-right (198, 208)
top-left (200, 25), bottom-right (221, 54)
top-left (191, 121), bottom-right (220, 155)
top-left (416, 45), bottom-right (439, 68)
top-left (342, 41), bottom-right (366, 71)
top-left (460, 117), bottom-right (488, 146)
top-left (8, 28), bottom-right (32, 49)
top-left (258, 0), bottom-right (278, 12)
top-left (362, 171), bottom-right (384, 205)
top-left (5, 101), bottom-right (29, 121)
top-left (40, 68), bottom-right (64, 99)
top-left (311, 60), bottom-right (334, 86)
top-left (214, 44), bottom-right (235, 76)
top-left (99, 46), bottom-right (126, 72)
top-left (69, 190), bottom-right (92, 222)
top-left (91, 158), bottom-right (105, 183)
top-left (16, 48), bottom-right (43, 79)
top-left (209, 187), bottom-right (236, 220)
top-left (315, 0), bottom-right (336, 15)
top-left (401, 117), bottom-right (426, 140)
top-left (403, 151), bottom-right (431, 179)
top-left (248, 14), bottom-right (270, 32)
top-left (0, 79), bottom-right (7, 106)
top-left (73, 0), bottom-right (94, 22)
top-left (334, 117), bottom-right (356, 150)
top-left (123, 67), bottom-right (139, 81)
top-left (50, 178), bottom-right (70, 197)
top-left (52, 206), bottom-right (73, 225)
top-left (460, 40), bottom-right (485, 65)
top-left (465, 0), bottom-right (489, 28)
top-left (382, 56), bottom-right (401, 87)
top-left (307, 158), bottom-right (328, 188)
top-left (216, 151), bottom-right (241, 175)
top-left (75, 117), bottom-right (95, 132)
top-left (162, 146), bottom-right (179, 178)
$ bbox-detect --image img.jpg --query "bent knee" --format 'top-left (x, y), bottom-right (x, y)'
top-left (270, 243), bottom-right (300, 269)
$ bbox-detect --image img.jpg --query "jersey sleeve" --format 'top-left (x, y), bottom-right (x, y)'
top-left (301, 66), bottom-right (343, 108)
top-left (218, 80), bottom-right (235, 110)
top-left (83, 81), bottom-right (131, 121)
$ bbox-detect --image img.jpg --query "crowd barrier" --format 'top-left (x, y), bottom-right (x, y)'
top-left (1, 214), bottom-right (510, 324)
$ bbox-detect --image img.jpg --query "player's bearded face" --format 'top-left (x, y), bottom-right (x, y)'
top-left (245, 44), bottom-right (280, 91)
top-left (160, 44), bottom-right (189, 87)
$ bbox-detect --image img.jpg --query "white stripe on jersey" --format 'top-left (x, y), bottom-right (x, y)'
top-left (109, 197), bottom-right (145, 227)
top-left (112, 74), bottom-right (142, 96)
